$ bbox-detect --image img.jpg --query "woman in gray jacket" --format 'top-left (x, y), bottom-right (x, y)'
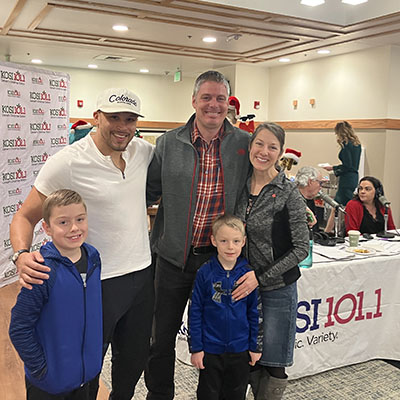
top-left (233, 122), bottom-right (309, 400)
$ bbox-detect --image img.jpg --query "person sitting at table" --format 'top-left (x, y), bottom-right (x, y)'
top-left (295, 166), bottom-right (324, 232)
top-left (344, 176), bottom-right (395, 234)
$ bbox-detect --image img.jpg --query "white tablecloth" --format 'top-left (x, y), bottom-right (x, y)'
top-left (288, 238), bottom-right (400, 379)
top-left (177, 238), bottom-right (400, 380)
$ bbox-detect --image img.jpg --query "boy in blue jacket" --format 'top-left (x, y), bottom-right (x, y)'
top-left (9, 189), bottom-right (102, 399)
top-left (189, 214), bottom-right (261, 400)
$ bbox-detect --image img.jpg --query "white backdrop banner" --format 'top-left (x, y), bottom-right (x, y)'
top-left (1, 61), bottom-right (69, 288)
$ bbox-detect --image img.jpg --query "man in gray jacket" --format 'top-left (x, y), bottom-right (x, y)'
top-left (145, 70), bottom-right (251, 400)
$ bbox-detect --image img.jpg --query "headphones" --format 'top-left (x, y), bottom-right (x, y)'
top-left (375, 181), bottom-right (384, 198)
top-left (358, 176), bottom-right (383, 199)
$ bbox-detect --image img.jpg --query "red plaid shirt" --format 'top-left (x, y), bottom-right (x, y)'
top-left (191, 123), bottom-right (226, 247)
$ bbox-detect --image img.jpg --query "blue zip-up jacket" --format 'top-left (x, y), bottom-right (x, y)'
top-left (188, 256), bottom-right (261, 355)
top-left (9, 241), bottom-right (102, 395)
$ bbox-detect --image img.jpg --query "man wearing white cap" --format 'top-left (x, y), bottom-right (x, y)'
top-left (10, 88), bottom-right (154, 399)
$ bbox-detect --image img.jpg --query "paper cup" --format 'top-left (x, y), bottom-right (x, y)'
top-left (348, 230), bottom-right (360, 247)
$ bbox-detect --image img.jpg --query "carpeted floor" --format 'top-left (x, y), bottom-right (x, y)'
top-left (101, 352), bottom-right (400, 399)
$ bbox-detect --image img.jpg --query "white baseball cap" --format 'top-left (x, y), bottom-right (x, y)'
top-left (96, 88), bottom-right (144, 117)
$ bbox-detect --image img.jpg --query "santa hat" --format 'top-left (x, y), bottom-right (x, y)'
top-left (281, 148), bottom-right (302, 164)
top-left (69, 120), bottom-right (92, 144)
top-left (71, 120), bottom-right (92, 131)
top-left (228, 96), bottom-right (240, 118)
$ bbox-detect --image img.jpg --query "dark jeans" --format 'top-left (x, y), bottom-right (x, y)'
top-left (145, 250), bottom-right (215, 400)
top-left (26, 377), bottom-right (89, 400)
top-left (89, 266), bottom-right (154, 400)
top-left (197, 352), bottom-right (250, 400)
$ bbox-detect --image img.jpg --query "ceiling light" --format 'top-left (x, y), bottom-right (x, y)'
top-left (342, 0), bottom-right (368, 4)
top-left (140, 68), bottom-right (149, 73)
top-left (279, 58), bottom-right (291, 63)
top-left (300, 0), bottom-right (325, 6)
top-left (113, 24), bottom-right (128, 32)
top-left (88, 64), bottom-right (98, 69)
top-left (31, 59), bottom-right (42, 64)
top-left (203, 36), bottom-right (217, 43)
top-left (317, 49), bottom-right (331, 54)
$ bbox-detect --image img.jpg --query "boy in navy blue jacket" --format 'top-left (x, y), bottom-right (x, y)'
top-left (189, 214), bottom-right (261, 400)
top-left (9, 189), bottom-right (102, 400)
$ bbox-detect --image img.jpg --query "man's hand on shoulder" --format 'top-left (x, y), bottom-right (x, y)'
top-left (16, 251), bottom-right (50, 290)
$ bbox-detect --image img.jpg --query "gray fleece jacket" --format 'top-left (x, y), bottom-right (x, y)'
top-left (236, 170), bottom-right (309, 291)
top-left (147, 114), bottom-right (251, 269)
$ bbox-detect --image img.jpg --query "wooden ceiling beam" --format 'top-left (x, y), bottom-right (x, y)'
top-left (49, 2), bottom-right (303, 41)
top-left (252, 25), bottom-right (400, 62)
top-left (27, 4), bottom-right (53, 31)
top-left (7, 31), bottom-right (256, 62)
top-left (1, 0), bottom-right (27, 35)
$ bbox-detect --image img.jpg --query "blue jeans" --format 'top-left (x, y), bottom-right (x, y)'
top-left (259, 282), bottom-right (298, 367)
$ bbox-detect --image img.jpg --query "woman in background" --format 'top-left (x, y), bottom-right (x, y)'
top-left (234, 122), bottom-right (309, 400)
top-left (345, 176), bottom-right (395, 234)
top-left (323, 121), bottom-right (361, 233)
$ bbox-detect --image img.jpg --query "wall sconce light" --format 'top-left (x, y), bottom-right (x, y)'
top-left (309, 98), bottom-right (315, 107)
top-left (293, 100), bottom-right (298, 109)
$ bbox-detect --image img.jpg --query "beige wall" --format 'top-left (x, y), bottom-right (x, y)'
top-left (382, 130), bottom-right (400, 224)
top-left (268, 46), bottom-right (391, 120)
top-left (267, 46), bottom-right (400, 225)
top-left (49, 64), bottom-right (270, 123)
top-left (387, 46), bottom-right (400, 118)
top-left (233, 64), bottom-right (269, 121)
top-left (48, 66), bottom-right (195, 122)
top-left (43, 46), bottom-right (400, 225)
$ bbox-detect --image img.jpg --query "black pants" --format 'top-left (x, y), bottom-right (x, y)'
top-left (26, 377), bottom-right (89, 400)
top-left (89, 266), bottom-right (154, 400)
top-left (145, 250), bottom-right (215, 400)
top-left (197, 352), bottom-right (250, 400)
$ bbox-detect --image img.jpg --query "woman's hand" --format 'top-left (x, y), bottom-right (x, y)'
top-left (323, 165), bottom-right (333, 171)
top-left (232, 270), bottom-right (258, 301)
top-left (249, 351), bottom-right (262, 366)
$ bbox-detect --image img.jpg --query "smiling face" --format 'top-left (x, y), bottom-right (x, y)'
top-left (358, 180), bottom-right (376, 205)
top-left (42, 203), bottom-right (88, 259)
top-left (249, 128), bottom-right (283, 173)
top-left (211, 224), bottom-right (246, 270)
top-left (93, 111), bottom-right (138, 155)
top-left (192, 81), bottom-right (228, 134)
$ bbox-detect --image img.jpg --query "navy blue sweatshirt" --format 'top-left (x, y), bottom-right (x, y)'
top-left (189, 256), bottom-right (261, 355)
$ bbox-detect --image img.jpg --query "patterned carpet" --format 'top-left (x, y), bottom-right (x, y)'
top-left (101, 352), bottom-right (400, 399)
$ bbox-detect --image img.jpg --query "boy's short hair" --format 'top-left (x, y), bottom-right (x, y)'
top-left (212, 214), bottom-right (245, 237)
top-left (42, 189), bottom-right (86, 224)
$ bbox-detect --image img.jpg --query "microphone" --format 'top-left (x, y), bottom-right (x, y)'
top-left (317, 191), bottom-right (347, 214)
top-left (378, 195), bottom-right (390, 207)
